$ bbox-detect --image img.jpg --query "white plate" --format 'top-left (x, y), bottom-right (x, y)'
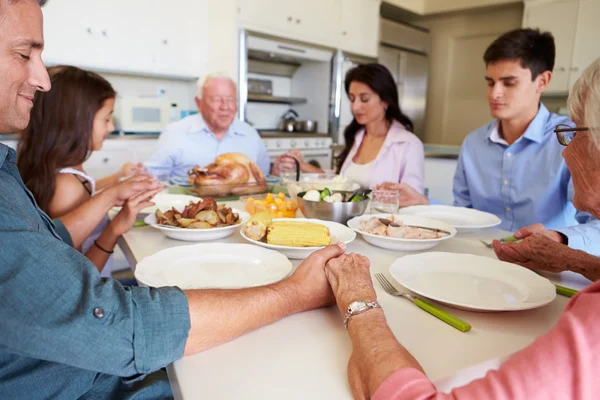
top-left (389, 252), bottom-right (556, 311)
top-left (398, 205), bottom-right (502, 233)
top-left (135, 243), bottom-right (293, 289)
top-left (240, 218), bottom-right (356, 259)
top-left (145, 208), bottom-right (250, 241)
top-left (112, 193), bottom-right (203, 215)
top-left (347, 214), bottom-right (456, 251)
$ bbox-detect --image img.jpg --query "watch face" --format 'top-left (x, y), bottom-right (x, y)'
top-left (349, 301), bottom-right (368, 312)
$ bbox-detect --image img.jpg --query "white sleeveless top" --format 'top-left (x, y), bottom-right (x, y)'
top-left (343, 160), bottom-right (376, 189)
top-left (58, 168), bottom-right (113, 277)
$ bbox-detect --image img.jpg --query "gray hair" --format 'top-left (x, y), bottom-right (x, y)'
top-left (568, 58), bottom-right (600, 149)
top-left (195, 72), bottom-right (236, 99)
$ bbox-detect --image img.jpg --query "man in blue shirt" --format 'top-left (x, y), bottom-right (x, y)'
top-left (0, 1), bottom-right (346, 398)
top-left (391, 29), bottom-right (600, 256)
top-left (144, 74), bottom-right (271, 180)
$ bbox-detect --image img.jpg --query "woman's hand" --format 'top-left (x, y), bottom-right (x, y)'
top-left (283, 243), bottom-right (347, 311)
top-left (492, 234), bottom-right (569, 274)
top-left (374, 182), bottom-right (429, 208)
top-left (324, 253), bottom-right (376, 313)
top-left (107, 175), bottom-right (163, 206)
top-left (109, 188), bottom-right (161, 237)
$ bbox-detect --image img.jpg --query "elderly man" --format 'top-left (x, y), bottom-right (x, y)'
top-left (0, 1), bottom-right (345, 398)
top-left (144, 73), bottom-right (270, 180)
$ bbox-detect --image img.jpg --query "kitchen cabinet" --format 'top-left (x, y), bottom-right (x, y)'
top-left (523, 0), bottom-right (600, 94)
top-left (84, 139), bottom-right (158, 179)
top-left (42, 0), bottom-right (208, 79)
top-left (339, 0), bottom-right (381, 57)
top-left (238, 0), bottom-right (381, 57)
top-left (569, 0), bottom-right (600, 86)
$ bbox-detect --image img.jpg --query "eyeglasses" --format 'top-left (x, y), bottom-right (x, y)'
top-left (206, 96), bottom-right (236, 107)
top-left (554, 124), bottom-right (589, 146)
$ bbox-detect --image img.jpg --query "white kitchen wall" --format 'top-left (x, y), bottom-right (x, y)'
top-left (410, 3), bottom-right (524, 145)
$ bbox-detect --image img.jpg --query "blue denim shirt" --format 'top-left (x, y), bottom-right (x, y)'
top-left (453, 104), bottom-right (600, 255)
top-left (0, 144), bottom-right (190, 399)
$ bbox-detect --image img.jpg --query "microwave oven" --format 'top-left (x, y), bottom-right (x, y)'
top-left (114, 97), bottom-right (174, 134)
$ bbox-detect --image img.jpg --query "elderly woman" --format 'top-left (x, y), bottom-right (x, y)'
top-left (325, 58), bottom-right (600, 399)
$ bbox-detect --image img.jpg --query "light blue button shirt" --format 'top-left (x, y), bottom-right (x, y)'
top-left (144, 114), bottom-right (271, 179)
top-left (453, 103), bottom-right (600, 255)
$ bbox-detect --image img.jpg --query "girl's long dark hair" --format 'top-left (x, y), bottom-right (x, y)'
top-left (336, 63), bottom-right (413, 172)
top-left (17, 66), bottom-right (116, 214)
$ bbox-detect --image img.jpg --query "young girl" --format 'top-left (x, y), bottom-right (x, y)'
top-left (18, 66), bottom-right (153, 277)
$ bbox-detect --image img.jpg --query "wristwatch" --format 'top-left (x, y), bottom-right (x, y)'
top-left (343, 300), bottom-right (381, 330)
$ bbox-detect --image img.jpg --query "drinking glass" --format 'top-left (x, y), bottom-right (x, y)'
top-left (370, 190), bottom-right (400, 214)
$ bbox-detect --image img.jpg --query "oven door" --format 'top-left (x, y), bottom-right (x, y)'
top-left (268, 149), bottom-right (333, 171)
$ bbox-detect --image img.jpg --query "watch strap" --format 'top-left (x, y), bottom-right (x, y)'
top-left (343, 301), bottom-right (381, 330)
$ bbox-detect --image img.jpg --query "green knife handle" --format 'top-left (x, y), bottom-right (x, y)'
top-left (413, 298), bottom-right (472, 332)
top-left (501, 235), bottom-right (519, 243)
top-left (555, 285), bottom-right (578, 298)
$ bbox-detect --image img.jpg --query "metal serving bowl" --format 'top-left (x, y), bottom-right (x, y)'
top-left (296, 191), bottom-right (370, 224)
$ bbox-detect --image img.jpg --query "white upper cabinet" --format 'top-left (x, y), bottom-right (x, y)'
top-left (523, 0), bottom-right (578, 94)
top-left (569, 0), bottom-right (600, 86)
top-left (523, 0), bottom-right (600, 94)
top-left (238, 0), bottom-right (381, 57)
top-left (340, 0), bottom-right (381, 57)
top-left (42, 0), bottom-right (208, 79)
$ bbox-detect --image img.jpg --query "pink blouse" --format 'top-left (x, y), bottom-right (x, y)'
top-left (373, 280), bottom-right (600, 400)
top-left (339, 121), bottom-right (425, 193)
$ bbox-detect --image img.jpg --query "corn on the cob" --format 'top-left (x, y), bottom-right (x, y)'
top-left (267, 221), bottom-right (331, 247)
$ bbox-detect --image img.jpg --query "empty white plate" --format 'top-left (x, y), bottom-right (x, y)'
top-left (389, 252), bottom-right (556, 311)
top-left (240, 218), bottom-right (356, 259)
top-left (135, 243), bottom-right (293, 289)
top-left (398, 205), bottom-right (502, 233)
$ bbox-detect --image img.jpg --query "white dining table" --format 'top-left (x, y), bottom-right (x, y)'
top-left (117, 200), bottom-right (592, 400)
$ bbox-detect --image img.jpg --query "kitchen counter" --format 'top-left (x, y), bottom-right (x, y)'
top-left (424, 144), bottom-right (461, 159)
top-left (259, 131), bottom-right (332, 139)
top-left (107, 133), bottom-right (161, 140)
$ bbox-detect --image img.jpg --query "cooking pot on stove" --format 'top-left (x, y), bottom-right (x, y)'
top-left (278, 109), bottom-right (298, 133)
top-left (294, 120), bottom-right (318, 133)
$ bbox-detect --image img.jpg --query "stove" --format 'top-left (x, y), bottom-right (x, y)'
top-left (260, 133), bottom-right (333, 170)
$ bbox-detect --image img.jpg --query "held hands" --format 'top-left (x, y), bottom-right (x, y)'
top-left (109, 188), bottom-right (162, 237)
top-left (324, 253), bottom-right (376, 313)
top-left (272, 150), bottom-right (305, 176)
top-left (118, 162), bottom-right (148, 180)
top-left (492, 233), bottom-right (569, 274)
top-left (373, 182), bottom-right (429, 208)
top-left (512, 223), bottom-right (567, 244)
top-left (108, 175), bottom-right (164, 206)
top-left (285, 243), bottom-right (347, 311)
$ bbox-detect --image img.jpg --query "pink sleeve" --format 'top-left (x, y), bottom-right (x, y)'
top-left (397, 138), bottom-right (424, 194)
top-left (373, 281), bottom-right (600, 400)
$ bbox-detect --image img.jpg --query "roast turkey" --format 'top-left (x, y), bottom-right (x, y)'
top-left (188, 153), bottom-right (267, 195)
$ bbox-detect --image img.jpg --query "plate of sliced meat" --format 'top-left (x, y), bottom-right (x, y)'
top-left (347, 214), bottom-right (457, 251)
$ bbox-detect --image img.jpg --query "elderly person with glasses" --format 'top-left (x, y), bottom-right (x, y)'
top-left (324, 58), bottom-right (600, 400)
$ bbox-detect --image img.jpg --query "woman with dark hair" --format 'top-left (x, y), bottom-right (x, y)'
top-left (272, 63), bottom-right (424, 192)
top-left (18, 66), bottom-right (154, 277)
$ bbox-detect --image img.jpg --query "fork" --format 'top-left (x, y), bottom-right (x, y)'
top-left (479, 235), bottom-right (519, 248)
top-left (374, 273), bottom-right (471, 332)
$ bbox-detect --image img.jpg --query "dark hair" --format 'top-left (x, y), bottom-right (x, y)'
top-left (336, 63), bottom-right (413, 173)
top-left (7, 0), bottom-right (48, 5)
top-left (17, 66), bottom-right (116, 213)
top-left (483, 28), bottom-right (555, 80)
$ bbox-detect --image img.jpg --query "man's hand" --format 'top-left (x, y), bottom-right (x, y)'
top-left (324, 253), bottom-right (376, 313)
top-left (106, 175), bottom-right (163, 206)
top-left (513, 223), bottom-right (566, 244)
top-left (118, 162), bottom-right (148, 180)
top-left (492, 234), bottom-right (568, 273)
top-left (284, 243), bottom-right (347, 311)
top-left (373, 182), bottom-right (429, 208)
